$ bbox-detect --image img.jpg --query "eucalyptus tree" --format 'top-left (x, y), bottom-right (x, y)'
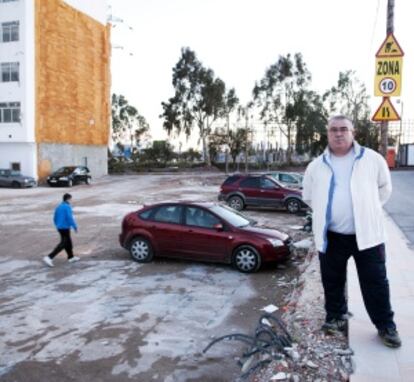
top-left (111, 93), bottom-right (150, 154)
top-left (160, 47), bottom-right (229, 166)
top-left (253, 53), bottom-right (311, 162)
top-left (323, 71), bottom-right (377, 149)
top-left (292, 89), bottom-right (327, 155)
top-left (323, 70), bottom-right (370, 124)
top-left (236, 103), bottom-right (254, 172)
top-left (222, 88), bottom-right (239, 173)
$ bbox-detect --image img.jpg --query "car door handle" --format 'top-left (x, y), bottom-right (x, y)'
top-left (187, 229), bottom-right (194, 233)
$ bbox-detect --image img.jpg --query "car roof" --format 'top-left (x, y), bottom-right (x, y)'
top-left (142, 201), bottom-right (218, 209)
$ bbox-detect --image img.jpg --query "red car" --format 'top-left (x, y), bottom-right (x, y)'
top-left (218, 174), bottom-right (305, 213)
top-left (119, 202), bottom-right (291, 273)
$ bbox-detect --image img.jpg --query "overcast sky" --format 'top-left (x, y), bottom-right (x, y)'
top-left (109, 0), bottom-right (413, 146)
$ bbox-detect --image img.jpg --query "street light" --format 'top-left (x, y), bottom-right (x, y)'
top-left (396, 99), bottom-right (404, 148)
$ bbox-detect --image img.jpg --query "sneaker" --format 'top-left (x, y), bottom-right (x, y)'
top-left (321, 318), bottom-right (347, 334)
top-left (43, 256), bottom-right (54, 268)
top-left (68, 256), bottom-right (80, 263)
top-left (378, 328), bottom-right (402, 348)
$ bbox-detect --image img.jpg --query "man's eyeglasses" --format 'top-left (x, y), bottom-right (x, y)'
top-left (328, 126), bottom-right (351, 133)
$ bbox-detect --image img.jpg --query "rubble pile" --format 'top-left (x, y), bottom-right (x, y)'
top-left (252, 249), bottom-right (353, 382)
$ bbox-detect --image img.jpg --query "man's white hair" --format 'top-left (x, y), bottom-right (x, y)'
top-left (327, 115), bottom-right (354, 130)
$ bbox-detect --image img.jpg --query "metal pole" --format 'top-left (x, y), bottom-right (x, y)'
top-left (381, 0), bottom-right (395, 157)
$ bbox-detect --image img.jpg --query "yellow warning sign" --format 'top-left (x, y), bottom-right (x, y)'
top-left (372, 97), bottom-right (400, 121)
top-left (376, 33), bottom-right (404, 57)
top-left (374, 56), bottom-right (403, 96)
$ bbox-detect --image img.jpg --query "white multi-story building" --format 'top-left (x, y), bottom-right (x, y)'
top-left (0, 0), bottom-right (110, 181)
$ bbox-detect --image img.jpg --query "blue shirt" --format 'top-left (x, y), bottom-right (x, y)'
top-left (53, 201), bottom-right (77, 230)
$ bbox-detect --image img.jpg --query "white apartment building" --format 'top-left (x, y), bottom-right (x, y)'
top-left (0, 0), bottom-right (110, 180)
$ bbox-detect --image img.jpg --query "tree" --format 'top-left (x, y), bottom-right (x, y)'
top-left (208, 128), bottom-right (227, 163)
top-left (142, 140), bottom-right (174, 166)
top-left (160, 47), bottom-right (228, 166)
top-left (228, 128), bottom-right (249, 167)
top-left (180, 148), bottom-right (202, 162)
top-left (323, 71), bottom-right (377, 150)
top-left (323, 70), bottom-right (370, 124)
top-left (236, 104), bottom-right (254, 172)
top-left (292, 89), bottom-right (328, 155)
top-left (112, 94), bottom-right (150, 156)
top-left (253, 53), bottom-right (311, 162)
top-left (222, 88), bottom-right (239, 173)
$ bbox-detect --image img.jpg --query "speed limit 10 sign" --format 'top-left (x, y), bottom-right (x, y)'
top-left (374, 57), bottom-right (402, 97)
top-left (374, 34), bottom-right (404, 97)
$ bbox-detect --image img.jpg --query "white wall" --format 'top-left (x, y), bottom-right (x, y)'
top-left (23, 0), bottom-right (35, 142)
top-left (0, 0), bottom-right (35, 143)
top-left (63, 0), bottom-right (107, 25)
top-left (0, 143), bottom-right (37, 178)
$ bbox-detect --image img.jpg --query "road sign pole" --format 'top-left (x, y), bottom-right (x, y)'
top-left (380, 0), bottom-right (395, 157)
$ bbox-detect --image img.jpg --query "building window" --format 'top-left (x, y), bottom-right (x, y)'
top-left (1, 21), bottom-right (19, 42)
top-left (0, 102), bottom-right (20, 123)
top-left (1, 62), bottom-right (19, 82)
top-left (11, 162), bottom-right (20, 171)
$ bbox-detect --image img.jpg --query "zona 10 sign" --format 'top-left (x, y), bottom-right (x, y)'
top-left (374, 33), bottom-right (404, 97)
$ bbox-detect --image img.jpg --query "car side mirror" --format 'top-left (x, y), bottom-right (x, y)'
top-left (213, 223), bottom-right (224, 232)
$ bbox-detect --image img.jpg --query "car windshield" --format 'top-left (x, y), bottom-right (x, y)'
top-left (10, 170), bottom-right (20, 176)
top-left (209, 204), bottom-right (251, 228)
top-left (55, 167), bottom-right (76, 175)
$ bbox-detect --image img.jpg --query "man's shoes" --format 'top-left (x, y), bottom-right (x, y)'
top-left (68, 256), bottom-right (80, 263)
top-left (321, 318), bottom-right (347, 334)
top-left (378, 328), bottom-right (402, 348)
top-left (43, 256), bottom-right (54, 268)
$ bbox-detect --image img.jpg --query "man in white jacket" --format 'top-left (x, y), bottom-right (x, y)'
top-left (303, 115), bottom-right (401, 348)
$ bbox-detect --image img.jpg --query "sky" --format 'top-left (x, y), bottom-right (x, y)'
top-left (109, 0), bottom-right (413, 148)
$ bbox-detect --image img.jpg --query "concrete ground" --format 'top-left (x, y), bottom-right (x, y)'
top-left (0, 173), bottom-right (307, 382)
top-left (349, 170), bottom-right (414, 382)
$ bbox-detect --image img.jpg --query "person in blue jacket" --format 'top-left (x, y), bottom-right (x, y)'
top-left (43, 193), bottom-right (80, 267)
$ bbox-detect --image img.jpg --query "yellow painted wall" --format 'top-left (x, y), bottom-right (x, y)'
top-left (35, 0), bottom-right (110, 146)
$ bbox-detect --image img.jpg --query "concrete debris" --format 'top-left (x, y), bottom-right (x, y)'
top-left (270, 371), bottom-right (288, 380)
top-left (241, 355), bottom-right (254, 373)
top-left (288, 225), bottom-right (303, 230)
top-left (334, 348), bottom-right (354, 356)
top-left (262, 318), bottom-right (272, 327)
top-left (306, 360), bottom-right (319, 369)
top-left (292, 239), bottom-right (313, 249)
top-left (261, 304), bottom-right (279, 313)
top-left (291, 374), bottom-right (300, 382)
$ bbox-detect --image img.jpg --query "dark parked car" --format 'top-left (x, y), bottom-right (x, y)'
top-left (0, 169), bottom-right (37, 188)
top-left (47, 166), bottom-right (91, 187)
top-left (119, 202), bottom-right (291, 273)
top-left (218, 174), bottom-right (305, 213)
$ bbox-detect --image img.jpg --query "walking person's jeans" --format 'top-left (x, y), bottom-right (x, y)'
top-left (48, 229), bottom-right (74, 259)
top-left (319, 230), bottom-right (396, 330)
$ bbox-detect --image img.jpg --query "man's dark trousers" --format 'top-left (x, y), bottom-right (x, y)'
top-left (319, 230), bottom-right (396, 330)
top-left (48, 229), bottom-right (74, 259)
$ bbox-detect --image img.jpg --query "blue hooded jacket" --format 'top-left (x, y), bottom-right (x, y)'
top-left (53, 201), bottom-right (77, 230)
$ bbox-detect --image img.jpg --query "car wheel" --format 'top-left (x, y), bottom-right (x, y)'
top-left (129, 237), bottom-right (154, 263)
top-left (232, 245), bottom-right (261, 273)
top-left (228, 195), bottom-right (244, 211)
top-left (286, 198), bottom-right (301, 214)
top-left (11, 181), bottom-right (21, 188)
top-left (67, 179), bottom-right (73, 187)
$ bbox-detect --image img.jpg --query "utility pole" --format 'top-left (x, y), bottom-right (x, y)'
top-left (380, 0), bottom-right (395, 157)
